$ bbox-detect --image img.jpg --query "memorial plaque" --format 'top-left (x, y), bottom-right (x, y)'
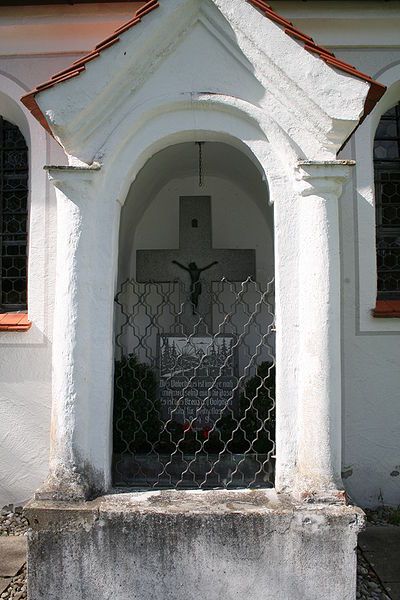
top-left (159, 335), bottom-right (238, 429)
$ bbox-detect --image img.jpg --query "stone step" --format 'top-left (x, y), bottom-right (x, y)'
top-left (0, 537), bottom-right (27, 578)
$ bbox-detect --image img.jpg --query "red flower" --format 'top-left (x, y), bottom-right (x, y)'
top-left (202, 426), bottom-right (212, 439)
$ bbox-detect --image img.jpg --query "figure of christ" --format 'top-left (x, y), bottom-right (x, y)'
top-left (172, 260), bottom-right (218, 314)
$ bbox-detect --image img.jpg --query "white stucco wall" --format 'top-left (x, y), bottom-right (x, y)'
top-left (0, 5), bottom-right (131, 507)
top-left (0, 1), bottom-right (399, 507)
top-left (277, 2), bottom-right (400, 506)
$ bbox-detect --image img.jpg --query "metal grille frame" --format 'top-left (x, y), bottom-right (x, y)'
top-left (113, 277), bottom-right (275, 490)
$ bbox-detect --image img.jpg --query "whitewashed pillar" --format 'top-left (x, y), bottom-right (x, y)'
top-left (35, 165), bottom-right (121, 501)
top-left (294, 160), bottom-right (354, 501)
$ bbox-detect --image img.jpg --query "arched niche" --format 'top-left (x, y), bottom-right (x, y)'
top-left (118, 141), bottom-right (273, 285)
top-left (114, 139), bottom-right (275, 489)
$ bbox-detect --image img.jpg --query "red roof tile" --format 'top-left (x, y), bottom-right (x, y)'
top-left (246, 0), bottom-right (386, 122)
top-left (21, 0), bottom-right (156, 133)
top-left (21, 0), bottom-right (386, 137)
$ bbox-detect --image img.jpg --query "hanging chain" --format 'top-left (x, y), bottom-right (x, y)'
top-left (196, 141), bottom-right (204, 187)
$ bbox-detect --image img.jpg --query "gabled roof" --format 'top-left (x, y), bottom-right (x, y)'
top-left (21, 0), bottom-right (386, 136)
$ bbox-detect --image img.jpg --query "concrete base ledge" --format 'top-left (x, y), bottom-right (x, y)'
top-left (26, 489), bottom-right (364, 600)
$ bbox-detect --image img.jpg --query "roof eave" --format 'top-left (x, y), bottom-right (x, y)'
top-left (21, 0), bottom-right (387, 146)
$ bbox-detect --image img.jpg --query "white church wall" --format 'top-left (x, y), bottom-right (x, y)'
top-left (0, 71), bottom-right (52, 507)
top-left (0, 3), bottom-right (133, 56)
top-left (0, 7), bottom-right (127, 506)
top-left (268, 0), bottom-right (400, 506)
top-left (277, 2), bottom-right (400, 507)
top-left (340, 179), bottom-right (400, 507)
top-left (334, 51), bottom-right (400, 506)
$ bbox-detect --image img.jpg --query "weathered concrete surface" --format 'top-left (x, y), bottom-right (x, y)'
top-left (0, 577), bottom-right (11, 594)
top-left (26, 490), bottom-right (364, 600)
top-left (0, 536), bottom-right (26, 577)
top-left (359, 526), bottom-right (400, 599)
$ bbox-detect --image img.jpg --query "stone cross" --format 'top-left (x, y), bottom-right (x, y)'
top-left (136, 196), bottom-right (256, 332)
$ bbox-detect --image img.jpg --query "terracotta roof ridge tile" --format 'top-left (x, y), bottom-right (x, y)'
top-left (246, 0), bottom-right (382, 84)
top-left (114, 17), bottom-right (141, 36)
top-left (136, 0), bottom-right (159, 18)
top-left (21, 0), bottom-right (386, 141)
top-left (245, 0), bottom-right (385, 135)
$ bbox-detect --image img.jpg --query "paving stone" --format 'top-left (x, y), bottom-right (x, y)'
top-left (0, 537), bottom-right (26, 578)
top-left (0, 578), bottom-right (11, 595)
top-left (359, 526), bottom-right (400, 599)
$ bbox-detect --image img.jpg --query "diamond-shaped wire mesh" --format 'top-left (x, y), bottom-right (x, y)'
top-left (0, 117), bottom-right (28, 311)
top-left (113, 277), bottom-right (275, 489)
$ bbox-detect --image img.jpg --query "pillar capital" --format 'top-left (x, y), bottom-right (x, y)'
top-left (45, 163), bottom-right (102, 196)
top-left (295, 160), bottom-right (355, 198)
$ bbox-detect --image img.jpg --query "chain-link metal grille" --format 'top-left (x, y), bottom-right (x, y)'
top-left (113, 277), bottom-right (275, 489)
top-left (0, 117), bottom-right (28, 311)
top-left (374, 103), bottom-right (400, 298)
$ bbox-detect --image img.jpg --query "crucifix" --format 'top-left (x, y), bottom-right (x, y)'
top-left (136, 196), bottom-right (256, 333)
top-left (171, 260), bottom-right (218, 314)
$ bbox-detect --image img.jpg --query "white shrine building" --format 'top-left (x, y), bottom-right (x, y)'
top-left (0, 1), bottom-right (399, 598)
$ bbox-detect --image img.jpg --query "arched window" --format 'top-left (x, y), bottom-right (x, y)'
top-left (374, 103), bottom-right (400, 298)
top-left (0, 116), bottom-right (28, 312)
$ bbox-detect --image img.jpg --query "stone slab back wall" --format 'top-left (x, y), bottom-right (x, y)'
top-left (334, 47), bottom-right (400, 507)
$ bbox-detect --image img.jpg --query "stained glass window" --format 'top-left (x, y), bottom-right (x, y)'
top-left (0, 117), bottom-right (28, 311)
top-left (374, 103), bottom-right (400, 298)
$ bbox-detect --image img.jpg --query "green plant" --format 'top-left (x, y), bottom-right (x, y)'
top-left (113, 356), bottom-right (275, 457)
top-left (239, 361), bottom-right (275, 454)
top-left (205, 361), bottom-right (276, 454)
top-left (113, 354), bottom-right (160, 454)
top-left (388, 508), bottom-right (400, 525)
